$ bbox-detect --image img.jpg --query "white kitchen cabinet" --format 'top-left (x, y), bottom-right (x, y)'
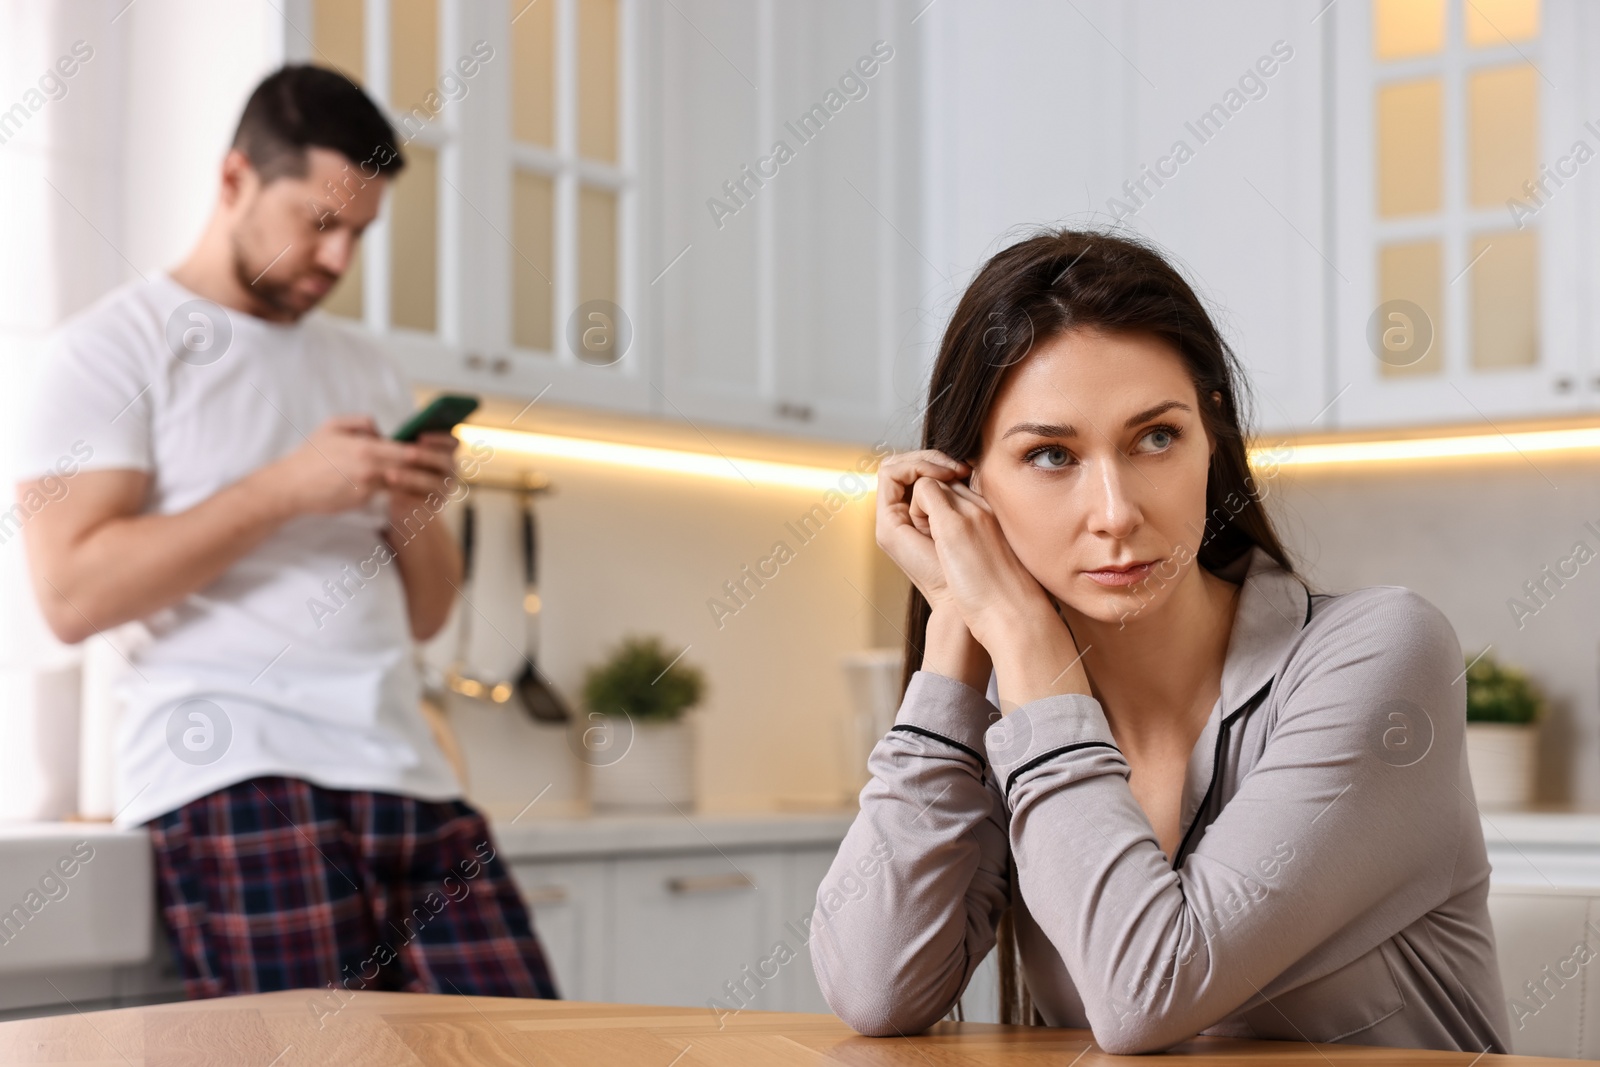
top-left (921, 0), bottom-right (1327, 437)
top-left (285, 0), bottom-right (1600, 441)
top-left (766, 3), bottom-right (918, 444)
top-left (513, 847), bottom-right (833, 1013)
top-left (655, 0), bottom-right (765, 429)
top-left (768, 846), bottom-right (838, 1015)
top-left (1329, 0), bottom-right (1587, 428)
top-left (1122, 1), bottom-right (1328, 436)
top-left (457, 0), bottom-right (659, 417)
top-left (285, 0), bottom-right (916, 446)
top-left (509, 858), bottom-right (609, 1002)
top-left (610, 851), bottom-right (786, 1009)
top-left (284, 0), bottom-right (659, 417)
top-left (925, 0), bottom-right (1600, 435)
top-left (497, 811), bottom-right (852, 1012)
top-left (657, 0), bottom-right (922, 445)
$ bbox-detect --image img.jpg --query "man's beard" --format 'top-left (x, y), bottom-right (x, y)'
top-left (230, 229), bottom-right (334, 319)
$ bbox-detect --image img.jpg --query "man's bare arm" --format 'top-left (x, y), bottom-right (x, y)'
top-left (19, 414), bottom-right (449, 644)
top-left (383, 432), bottom-right (464, 642)
top-left (387, 506), bottom-right (463, 642)
top-left (21, 466), bottom-right (298, 643)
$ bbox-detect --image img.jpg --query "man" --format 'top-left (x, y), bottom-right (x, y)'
top-left (15, 66), bottom-right (557, 1002)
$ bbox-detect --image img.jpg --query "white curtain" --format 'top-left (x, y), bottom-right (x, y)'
top-left (0, 1), bottom-right (281, 820)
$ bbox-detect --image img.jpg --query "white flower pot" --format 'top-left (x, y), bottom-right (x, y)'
top-left (586, 717), bottom-right (696, 812)
top-left (1465, 722), bottom-right (1539, 811)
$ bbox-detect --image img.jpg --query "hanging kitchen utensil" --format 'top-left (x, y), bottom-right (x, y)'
top-left (443, 499), bottom-right (483, 697)
top-left (515, 485), bottom-right (570, 723)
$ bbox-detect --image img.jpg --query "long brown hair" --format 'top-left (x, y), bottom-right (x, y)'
top-left (902, 228), bottom-right (1297, 1026)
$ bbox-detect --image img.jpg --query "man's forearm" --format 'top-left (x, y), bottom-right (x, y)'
top-left (385, 500), bottom-right (462, 641)
top-left (27, 465), bottom-right (299, 642)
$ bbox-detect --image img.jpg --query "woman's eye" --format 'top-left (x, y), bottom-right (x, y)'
top-left (1028, 446), bottom-right (1072, 469)
top-left (1135, 425), bottom-right (1181, 453)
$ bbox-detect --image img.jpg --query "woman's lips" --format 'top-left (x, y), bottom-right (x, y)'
top-left (1083, 560), bottom-right (1161, 588)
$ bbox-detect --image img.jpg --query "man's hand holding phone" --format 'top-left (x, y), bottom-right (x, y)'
top-left (263, 414), bottom-right (458, 518)
top-left (384, 430), bottom-right (459, 520)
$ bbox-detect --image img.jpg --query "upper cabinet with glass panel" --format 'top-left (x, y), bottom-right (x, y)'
top-left (509, 0), bottom-right (627, 365)
top-left (293, 0), bottom-right (640, 414)
top-left (1335, 0), bottom-right (1570, 428)
top-left (1371, 0), bottom-right (1539, 379)
top-left (312, 0), bottom-right (365, 322)
top-left (309, 0), bottom-right (446, 339)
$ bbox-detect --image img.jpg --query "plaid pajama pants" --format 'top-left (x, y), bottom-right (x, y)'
top-left (146, 776), bottom-right (558, 1001)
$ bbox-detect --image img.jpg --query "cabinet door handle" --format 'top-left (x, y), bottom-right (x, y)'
top-left (523, 884), bottom-right (570, 906)
top-left (665, 872), bottom-right (756, 895)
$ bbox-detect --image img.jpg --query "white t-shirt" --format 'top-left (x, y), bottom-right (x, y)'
top-left (17, 275), bottom-right (462, 827)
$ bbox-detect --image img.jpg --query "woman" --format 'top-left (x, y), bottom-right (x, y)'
top-left (810, 229), bottom-right (1509, 1055)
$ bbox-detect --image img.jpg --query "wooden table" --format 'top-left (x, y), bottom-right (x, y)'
top-left (0, 991), bottom-right (1571, 1065)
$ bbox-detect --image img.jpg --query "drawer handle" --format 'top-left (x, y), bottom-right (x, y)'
top-left (666, 872), bottom-right (756, 895)
top-left (523, 884), bottom-right (570, 906)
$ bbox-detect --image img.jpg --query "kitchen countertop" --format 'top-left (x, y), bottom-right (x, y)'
top-left (1478, 810), bottom-right (1600, 886)
top-left (7, 808), bottom-right (1600, 861)
top-left (7, 807), bottom-right (1598, 851)
top-left (1478, 810), bottom-right (1600, 844)
top-left (490, 808), bottom-right (858, 860)
top-left (0, 808), bottom-right (861, 858)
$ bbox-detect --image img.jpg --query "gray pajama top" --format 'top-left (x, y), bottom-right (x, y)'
top-left (810, 546), bottom-right (1510, 1055)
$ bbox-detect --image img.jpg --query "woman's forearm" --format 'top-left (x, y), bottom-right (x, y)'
top-left (921, 608), bottom-right (992, 692)
top-left (988, 609), bottom-right (1093, 711)
top-left (812, 671), bottom-right (1011, 1036)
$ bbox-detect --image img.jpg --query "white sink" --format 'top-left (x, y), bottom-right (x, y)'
top-left (0, 824), bottom-right (151, 974)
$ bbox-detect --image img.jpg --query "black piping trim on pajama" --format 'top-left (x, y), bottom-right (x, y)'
top-left (1003, 741), bottom-right (1122, 800)
top-left (1169, 581), bottom-right (1315, 870)
top-left (889, 724), bottom-right (987, 769)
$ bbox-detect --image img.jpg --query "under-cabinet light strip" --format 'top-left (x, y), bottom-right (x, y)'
top-left (456, 425), bottom-right (850, 492)
top-left (1253, 426), bottom-right (1600, 468)
top-left (458, 423), bottom-right (1600, 487)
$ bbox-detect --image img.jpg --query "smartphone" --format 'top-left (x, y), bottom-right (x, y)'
top-left (393, 393), bottom-right (480, 442)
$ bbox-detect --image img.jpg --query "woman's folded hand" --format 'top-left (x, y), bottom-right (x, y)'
top-left (874, 449), bottom-right (969, 608)
top-left (911, 476), bottom-right (1090, 709)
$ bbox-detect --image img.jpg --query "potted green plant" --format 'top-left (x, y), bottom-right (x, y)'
top-left (1463, 651), bottom-right (1543, 810)
top-left (580, 636), bottom-right (706, 812)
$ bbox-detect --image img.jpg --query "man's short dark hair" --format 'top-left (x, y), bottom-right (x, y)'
top-left (232, 65), bottom-right (406, 183)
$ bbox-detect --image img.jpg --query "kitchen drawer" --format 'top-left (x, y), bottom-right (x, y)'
top-left (770, 846), bottom-right (837, 1015)
top-left (0, 827), bottom-right (150, 975)
top-left (610, 851), bottom-right (787, 1010)
top-left (509, 859), bottom-right (609, 1002)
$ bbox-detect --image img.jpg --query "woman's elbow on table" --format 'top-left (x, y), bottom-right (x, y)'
top-left (1081, 991), bottom-right (1212, 1055)
top-left (828, 998), bottom-right (946, 1039)
top-left (809, 915), bottom-right (960, 1037)
top-left (1089, 1022), bottom-right (1188, 1057)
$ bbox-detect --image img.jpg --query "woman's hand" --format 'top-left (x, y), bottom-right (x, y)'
top-left (874, 450), bottom-right (970, 609)
top-left (911, 477), bottom-right (1091, 709)
top-left (907, 477), bottom-right (1054, 647)
top-left (876, 450), bottom-right (993, 692)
